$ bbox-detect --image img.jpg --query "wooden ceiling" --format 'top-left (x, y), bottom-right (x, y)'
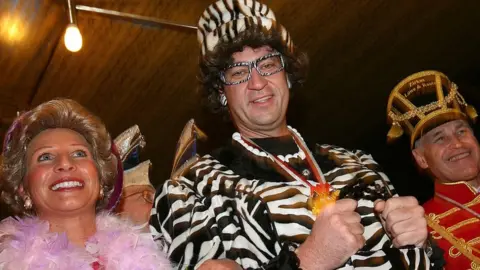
top-left (1, 0), bottom-right (480, 207)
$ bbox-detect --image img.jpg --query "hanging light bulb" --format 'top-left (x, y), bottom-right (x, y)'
top-left (64, 23), bottom-right (82, 52)
top-left (64, 0), bottom-right (82, 52)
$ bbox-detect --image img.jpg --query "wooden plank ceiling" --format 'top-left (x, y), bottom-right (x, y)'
top-left (1, 0), bottom-right (480, 206)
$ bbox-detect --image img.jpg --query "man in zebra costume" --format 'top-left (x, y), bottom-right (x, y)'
top-left (387, 70), bottom-right (480, 269)
top-left (150, 1), bottom-right (434, 269)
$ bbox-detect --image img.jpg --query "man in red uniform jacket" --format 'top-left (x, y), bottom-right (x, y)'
top-left (387, 70), bottom-right (480, 269)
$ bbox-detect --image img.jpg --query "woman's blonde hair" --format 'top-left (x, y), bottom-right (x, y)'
top-left (0, 98), bottom-right (117, 215)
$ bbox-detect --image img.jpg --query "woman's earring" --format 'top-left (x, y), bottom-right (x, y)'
top-left (219, 94), bottom-right (228, 106)
top-left (99, 188), bottom-right (104, 199)
top-left (24, 196), bottom-right (32, 210)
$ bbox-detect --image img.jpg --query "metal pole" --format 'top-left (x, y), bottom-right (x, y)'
top-left (75, 5), bottom-right (197, 31)
top-left (66, 0), bottom-right (77, 24)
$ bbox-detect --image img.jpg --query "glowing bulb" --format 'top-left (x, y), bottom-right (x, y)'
top-left (64, 24), bottom-right (82, 52)
top-left (0, 15), bottom-right (25, 43)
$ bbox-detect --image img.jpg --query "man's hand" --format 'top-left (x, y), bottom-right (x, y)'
top-left (374, 196), bottom-right (427, 248)
top-left (198, 259), bottom-right (243, 270)
top-left (296, 199), bottom-right (365, 270)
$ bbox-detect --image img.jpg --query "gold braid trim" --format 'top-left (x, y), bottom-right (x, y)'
top-left (447, 218), bottom-right (480, 232)
top-left (470, 237), bottom-right (480, 247)
top-left (434, 195), bottom-right (480, 220)
top-left (427, 215), bottom-right (480, 264)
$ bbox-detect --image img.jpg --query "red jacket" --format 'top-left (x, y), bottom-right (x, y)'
top-left (424, 182), bottom-right (480, 269)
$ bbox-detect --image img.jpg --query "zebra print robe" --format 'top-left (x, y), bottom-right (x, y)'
top-left (150, 135), bottom-right (430, 269)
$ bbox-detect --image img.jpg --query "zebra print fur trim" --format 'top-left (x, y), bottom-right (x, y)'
top-left (197, 0), bottom-right (293, 55)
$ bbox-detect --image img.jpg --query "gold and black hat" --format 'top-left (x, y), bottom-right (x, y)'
top-left (386, 70), bottom-right (478, 148)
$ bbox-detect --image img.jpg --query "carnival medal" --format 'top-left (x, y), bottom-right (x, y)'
top-left (236, 126), bottom-right (340, 216)
top-left (308, 183), bottom-right (340, 215)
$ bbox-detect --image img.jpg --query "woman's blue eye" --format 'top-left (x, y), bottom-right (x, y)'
top-left (38, 153), bottom-right (53, 162)
top-left (72, 150), bottom-right (87, 158)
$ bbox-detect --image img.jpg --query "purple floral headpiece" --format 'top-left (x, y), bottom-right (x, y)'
top-left (2, 111), bottom-right (30, 154)
top-left (106, 142), bottom-right (124, 211)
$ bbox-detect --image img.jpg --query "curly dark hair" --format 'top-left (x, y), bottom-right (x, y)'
top-left (0, 98), bottom-right (117, 215)
top-left (198, 27), bottom-right (309, 114)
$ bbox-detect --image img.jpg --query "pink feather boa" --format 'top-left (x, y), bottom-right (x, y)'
top-left (0, 212), bottom-right (171, 269)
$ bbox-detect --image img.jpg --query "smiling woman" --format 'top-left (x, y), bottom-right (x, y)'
top-left (1, 99), bottom-right (116, 215)
top-left (0, 99), bottom-right (171, 269)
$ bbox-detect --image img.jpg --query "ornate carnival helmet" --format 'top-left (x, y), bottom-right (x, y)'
top-left (386, 70), bottom-right (478, 148)
top-left (113, 125), bottom-right (155, 191)
top-left (197, 0), bottom-right (293, 56)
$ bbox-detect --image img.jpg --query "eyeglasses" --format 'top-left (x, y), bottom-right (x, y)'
top-left (220, 52), bottom-right (285, 85)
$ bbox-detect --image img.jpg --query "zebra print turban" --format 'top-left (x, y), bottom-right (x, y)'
top-left (197, 0), bottom-right (293, 56)
top-left (386, 70), bottom-right (478, 148)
